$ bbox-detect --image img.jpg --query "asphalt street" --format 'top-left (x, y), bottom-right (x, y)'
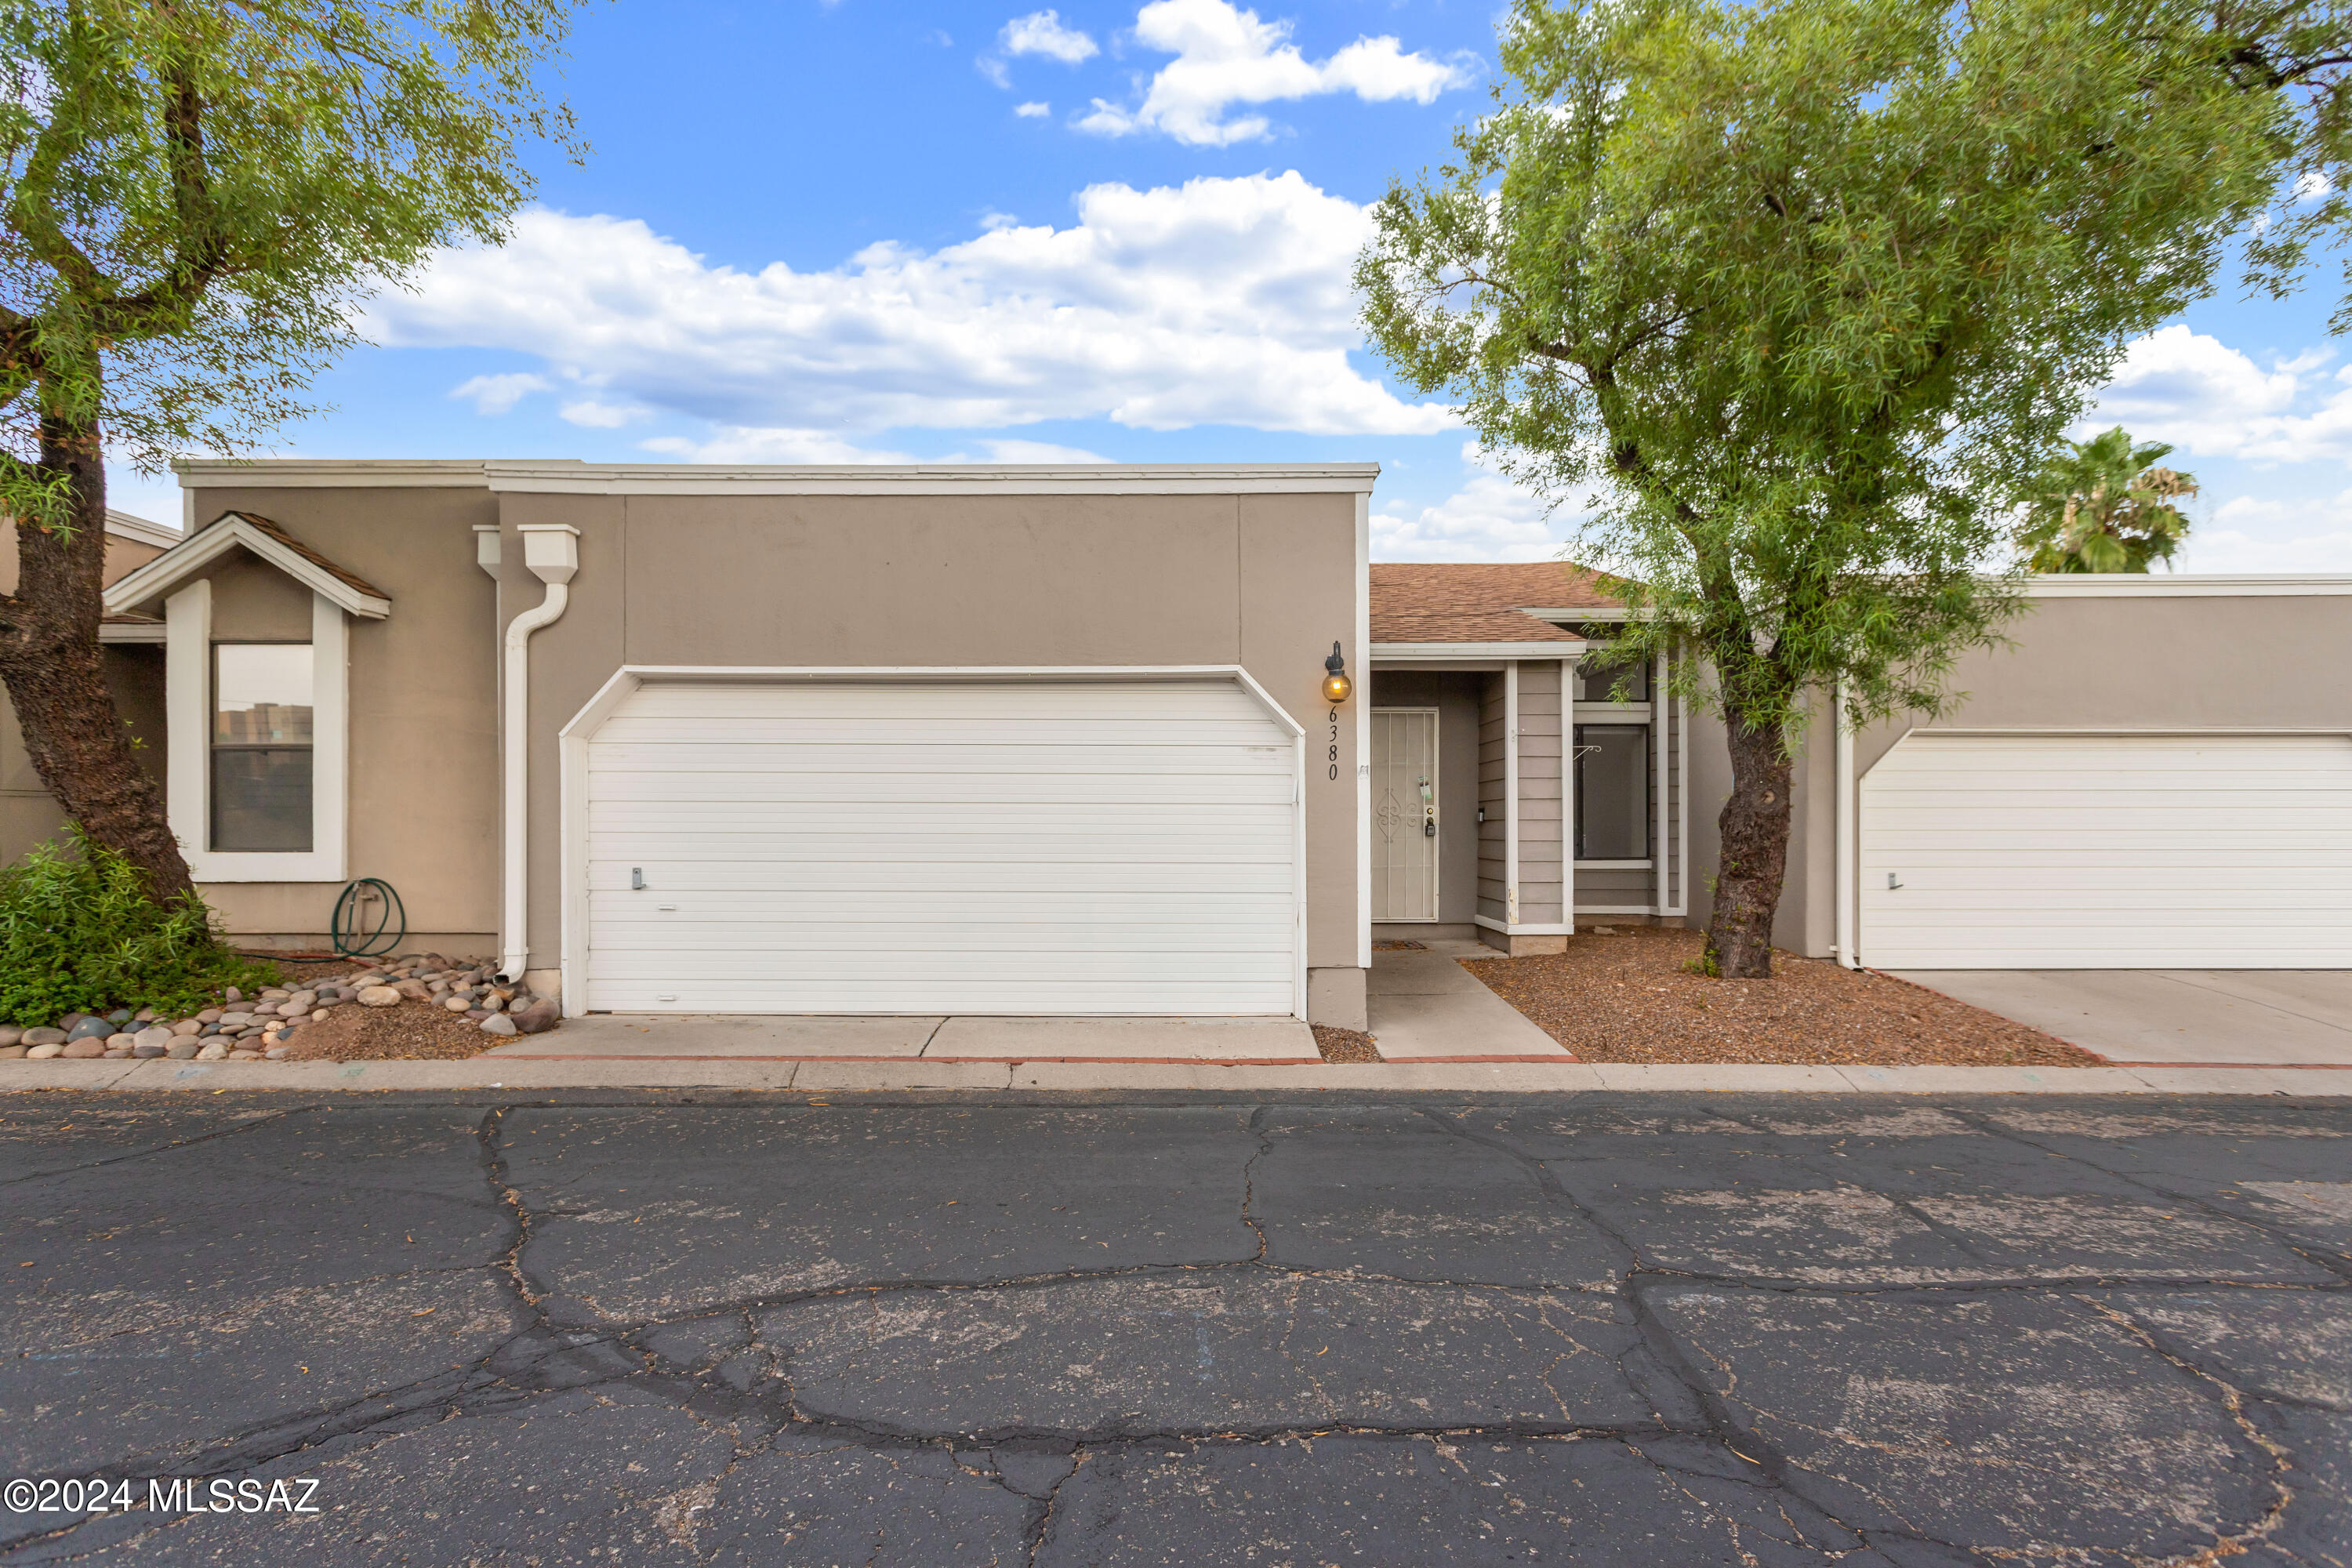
top-left (0, 1092), bottom-right (2346, 1565)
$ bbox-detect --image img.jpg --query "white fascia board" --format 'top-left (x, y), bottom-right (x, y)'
top-left (102, 515), bottom-right (390, 619)
top-left (173, 459), bottom-right (501, 488)
top-left (2018, 573), bottom-right (2352, 597)
top-left (1373, 641), bottom-right (1587, 661)
top-left (98, 622), bottom-right (167, 644)
top-left (481, 462), bottom-right (1381, 496)
top-left (1519, 606), bottom-right (1635, 619)
top-left (103, 510), bottom-right (182, 550)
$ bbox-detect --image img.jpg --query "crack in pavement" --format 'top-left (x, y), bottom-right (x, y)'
top-left (4, 1094), bottom-right (2342, 1565)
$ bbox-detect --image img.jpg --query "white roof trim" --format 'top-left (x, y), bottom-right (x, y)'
top-left (1374, 641), bottom-right (1588, 660)
top-left (2020, 573), bottom-right (2352, 597)
top-left (481, 462), bottom-right (1379, 496)
top-left (102, 514), bottom-right (390, 619)
top-left (172, 457), bottom-right (1381, 497)
top-left (173, 459), bottom-right (496, 488)
top-left (103, 510), bottom-right (182, 550)
top-left (98, 620), bottom-right (166, 644)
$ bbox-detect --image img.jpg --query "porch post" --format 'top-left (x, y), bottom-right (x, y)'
top-left (1504, 659), bottom-right (1520, 924)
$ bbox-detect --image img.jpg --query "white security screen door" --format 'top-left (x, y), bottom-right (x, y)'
top-left (1860, 731), bottom-right (2352, 968)
top-left (1371, 707), bottom-right (1439, 921)
top-left (584, 678), bottom-right (1301, 1014)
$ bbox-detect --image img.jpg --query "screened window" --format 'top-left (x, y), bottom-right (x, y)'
top-left (212, 643), bottom-right (313, 852)
top-left (1575, 724), bottom-right (1650, 860)
top-left (1573, 653), bottom-right (1650, 703)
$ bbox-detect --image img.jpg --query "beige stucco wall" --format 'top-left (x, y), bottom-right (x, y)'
top-left (167, 485), bottom-right (503, 948)
top-left (1686, 589), bottom-right (2352, 957)
top-left (499, 486), bottom-right (1366, 1014)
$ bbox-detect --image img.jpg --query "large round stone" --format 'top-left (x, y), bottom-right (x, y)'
top-left (477, 1014), bottom-right (519, 1036)
top-left (20, 1027), bottom-right (67, 1047)
top-left (358, 985), bottom-right (401, 1007)
top-left (65, 1017), bottom-right (113, 1042)
top-left (26, 1043), bottom-right (64, 1060)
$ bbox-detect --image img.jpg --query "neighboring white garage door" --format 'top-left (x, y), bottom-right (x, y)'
top-left (582, 678), bottom-right (1301, 1014)
top-left (1860, 732), bottom-right (2352, 969)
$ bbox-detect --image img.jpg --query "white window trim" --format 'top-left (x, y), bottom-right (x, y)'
top-left (166, 580), bottom-right (349, 883)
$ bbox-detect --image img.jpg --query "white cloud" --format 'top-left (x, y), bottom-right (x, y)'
top-left (2087, 326), bottom-right (2304, 457)
top-left (448, 372), bottom-right (550, 415)
top-left (2176, 492), bottom-right (2352, 570)
top-left (974, 438), bottom-right (1107, 463)
top-left (1373, 477), bottom-right (1581, 564)
top-left (1015, 100), bottom-right (1051, 118)
top-left (1076, 0), bottom-right (1473, 147)
top-left (367, 172), bottom-right (1453, 437)
top-left (559, 398), bottom-right (652, 429)
top-left (1001, 10), bottom-right (1098, 64)
top-left (639, 428), bottom-right (920, 464)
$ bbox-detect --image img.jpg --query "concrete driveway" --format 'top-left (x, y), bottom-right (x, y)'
top-left (2, 1091), bottom-right (2347, 1564)
top-left (1892, 969), bottom-right (2352, 1065)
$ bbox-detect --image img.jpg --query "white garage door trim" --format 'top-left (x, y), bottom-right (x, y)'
top-left (1859, 728), bottom-right (2352, 970)
top-left (557, 666), bottom-right (1308, 1016)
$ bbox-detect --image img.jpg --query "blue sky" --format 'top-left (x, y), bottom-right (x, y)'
top-left (109, 0), bottom-right (2352, 570)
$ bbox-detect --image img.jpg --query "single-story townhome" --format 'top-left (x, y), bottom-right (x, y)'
top-left (5, 460), bottom-right (2346, 1033)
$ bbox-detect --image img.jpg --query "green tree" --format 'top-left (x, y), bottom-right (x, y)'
top-left (0, 0), bottom-right (583, 902)
top-left (2016, 427), bottom-right (2197, 573)
top-left (1359, 0), bottom-right (2348, 977)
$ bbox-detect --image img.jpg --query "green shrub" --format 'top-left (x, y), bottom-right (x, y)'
top-left (0, 829), bottom-right (278, 1025)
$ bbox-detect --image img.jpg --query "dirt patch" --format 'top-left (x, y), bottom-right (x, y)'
top-left (1464, 926), bottom-right (2103, 1067)
top-left (1312, 1025), bottom-right (1381, 1063)
top-left (280, 1000), bottom-right (499, 1063)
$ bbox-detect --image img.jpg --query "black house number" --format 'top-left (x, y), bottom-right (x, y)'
top-left (1328, 708), bottom-right (1341, 780)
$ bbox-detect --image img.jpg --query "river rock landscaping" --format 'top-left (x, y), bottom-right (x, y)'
top-left (0, 953), bottom-right (559, 1065)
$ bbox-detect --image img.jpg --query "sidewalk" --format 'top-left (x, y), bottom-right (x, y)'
top-left (5, 1056), bottom-right (2346, 1094)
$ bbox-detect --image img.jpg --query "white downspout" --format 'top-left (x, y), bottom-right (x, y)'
top-left (1834, 680), bottom-right (1857, 968)
top-left (498, 524), bottom-right (579, 985)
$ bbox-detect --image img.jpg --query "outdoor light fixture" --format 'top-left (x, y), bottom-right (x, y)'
top-left (1322, 641), bottom-right (1352, 704)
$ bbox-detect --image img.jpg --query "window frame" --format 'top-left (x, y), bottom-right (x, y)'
top-left (209, 639), bottom-right (318, 854)
top-left (165, 578), bottom-right (350, 882)
top-left (1573, 720), bottom-right (1654, 865)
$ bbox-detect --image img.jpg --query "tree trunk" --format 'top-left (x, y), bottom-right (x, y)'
top-left (1704, 700), bottom-right (1793, 979)
top-left (0, 416), bottom-right (196, 904)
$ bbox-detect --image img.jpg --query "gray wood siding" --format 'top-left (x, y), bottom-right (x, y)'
top-left (1477, 671), bottom-right (1506, 924)
top-left (1518, 662), bottom-right (1565, 924)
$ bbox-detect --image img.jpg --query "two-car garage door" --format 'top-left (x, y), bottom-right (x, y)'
top-left (1860, 732), bottom-right (2352, 968)
top-left (582, 678), bottom-right (1301, 1014)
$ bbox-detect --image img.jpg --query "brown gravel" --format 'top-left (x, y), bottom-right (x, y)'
top-left (1312, 1024), bottom-right (1381, 1063)
top-left (1464, 926), bottom-right (2103, 1067)
top-left (279, 1000), bottom-right (499, 1063)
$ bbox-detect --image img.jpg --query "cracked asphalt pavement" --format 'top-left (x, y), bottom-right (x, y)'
top-left (1, 1093), bottom-right (2347, 1565)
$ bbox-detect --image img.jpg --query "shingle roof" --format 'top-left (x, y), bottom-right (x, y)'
top-left (214, 511), bottom-right (390, 603)
top-left (1370, 562), bottom-right (1622, 644)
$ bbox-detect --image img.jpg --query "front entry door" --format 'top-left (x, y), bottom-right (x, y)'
top-left (1371, 708), bottom-right (1439, 921)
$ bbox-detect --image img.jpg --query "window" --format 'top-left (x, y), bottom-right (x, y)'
top-left (1573, 652), bottom-right (1650, 703)
top-left (212, 643), bottom-right (313, 852)
top-left (1576, 724), bottom-right (1650, 860)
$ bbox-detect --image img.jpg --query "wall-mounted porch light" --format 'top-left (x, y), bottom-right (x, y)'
top-left (1322, 641), bottom-right (1352, 704)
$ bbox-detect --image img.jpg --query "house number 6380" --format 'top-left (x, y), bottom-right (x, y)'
top-left (1328, 709), bottom-right (1341, 780)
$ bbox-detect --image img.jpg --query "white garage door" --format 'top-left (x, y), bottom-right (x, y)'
top-left (1860, 732), bottom-right (2352, 969)
top-left (583, 679), bottom-right (1301, 1014)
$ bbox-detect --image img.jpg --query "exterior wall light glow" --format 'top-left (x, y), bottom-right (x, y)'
top-left (1322, 641), bottom-right (1352, 704)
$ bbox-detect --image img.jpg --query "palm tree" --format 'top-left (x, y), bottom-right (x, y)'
top-left (2016, 427), bottom-right (2197, 573)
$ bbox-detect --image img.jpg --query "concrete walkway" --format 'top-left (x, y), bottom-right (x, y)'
top-left (1893, 969), bottom-right (2352, 1065)
top-left (482, 1013), bottom-right (1321, 1063)
top-left (1367, 939), bottom-right (1577, 1059)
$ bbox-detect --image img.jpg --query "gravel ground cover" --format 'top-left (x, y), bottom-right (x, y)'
top-left (0, 952), bottom-right (561, 1068)
top-left (1466, 925), bottom-right (2103, 1066)
top-left (1311, 1024), bottom-right (1381, 1062)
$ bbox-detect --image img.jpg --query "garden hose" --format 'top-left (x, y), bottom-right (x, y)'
top-left (330, 878), bottom-right (406, 959)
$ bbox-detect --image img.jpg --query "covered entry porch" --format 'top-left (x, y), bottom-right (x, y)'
top-left (1367, 564), bottom-right (1690, 953)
